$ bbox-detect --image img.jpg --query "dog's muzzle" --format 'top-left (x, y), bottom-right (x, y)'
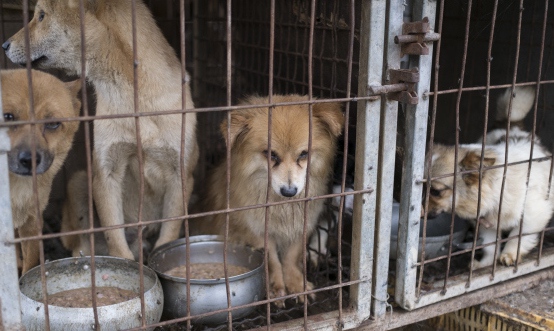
top-left (280, 185), bottom-right (298, 198)
top-left (8, 148), bottom-right (54, 176)
top-left (2, 40), bottom-right (10, 51)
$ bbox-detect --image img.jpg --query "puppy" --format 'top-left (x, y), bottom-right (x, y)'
top-left (3, 0), bottom-right (199, 260)
top-left (193, 95), bottom-right (343, 304)
top-left (427, 86), bottom-right (552, 269)
top-left (1, 69), bottom-right (81, 273)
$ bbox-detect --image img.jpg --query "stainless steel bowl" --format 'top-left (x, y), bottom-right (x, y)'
top-left (20, 256), bottom-right (164, 331)
top-left (390, 203), bottom-right (470, 260)
top-left (148, 235), bottom-right (265, 325)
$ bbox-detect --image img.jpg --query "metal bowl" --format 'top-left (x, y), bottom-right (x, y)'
top-left (390, 203), bottom-right (470, 260)
top-left (148, 235), bottom-right (265, 325)
top-left (19, 256), bottom-right (163, 331)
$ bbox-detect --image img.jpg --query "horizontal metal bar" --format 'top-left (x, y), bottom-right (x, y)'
top-left (394, 32), bottom-right (440, 44)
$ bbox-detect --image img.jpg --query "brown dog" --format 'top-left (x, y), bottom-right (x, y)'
top-left (3, 0), bottom-right (199, 260)
top-left (2, 69), bottom-right (81, 273)
top-left (193, 95), bottom-right (344, 305)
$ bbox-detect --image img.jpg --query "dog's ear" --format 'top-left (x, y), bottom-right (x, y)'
top-left (220, 112), bottom-right (250, 148)
top-left (64, 79), bottom-right (82, 114)
top-left (460, 149), bottom-right (496, 185)
top-left (312, 102), bottom-right (344, 137)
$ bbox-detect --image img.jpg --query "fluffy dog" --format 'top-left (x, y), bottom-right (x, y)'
top-left (193, 95), bottom-right (343, 304)
top-left (427, 86), bottom-right (552, 269)
top-left (2, 69), bottom-right (81, 273)
top-left (3, 0), bottom-right (199, 260)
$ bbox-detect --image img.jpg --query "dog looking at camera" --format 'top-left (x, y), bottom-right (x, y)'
top-left (427, 86), bottom-right (552, 269)
top-left (2, 69), bottom-right (81, 274)
top-left (192, 95), bottom-right (344, 305)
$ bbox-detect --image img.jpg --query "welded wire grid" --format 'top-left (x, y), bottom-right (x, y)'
top-left (411, 0), bottom-right (554, 306)
top-left (0, 0), bottom-right (362, 330)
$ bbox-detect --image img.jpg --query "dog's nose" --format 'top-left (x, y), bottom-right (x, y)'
top-left (280, 186), bottom-right (298, 197)
top-left (2, 40), bottom-right (10, 51)
top-left (18, 150), bottom-right (41, 170)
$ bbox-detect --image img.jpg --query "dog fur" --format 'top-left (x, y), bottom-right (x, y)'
top-left (192, 95), bottom-right (343, 304)
top-left (2, 69), bottom-right (81, 273)
top-left (427, 86), bottom-right (552, 269)
top-left (4, 0), bottom-right (199, 260)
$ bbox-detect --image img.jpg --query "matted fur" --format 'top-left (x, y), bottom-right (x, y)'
top-left (2, 69), bottom-right (81, 273)
top-left (193, 95), bottom-right (344, 305)
top-left (4, 0), bottom-right (199, 260)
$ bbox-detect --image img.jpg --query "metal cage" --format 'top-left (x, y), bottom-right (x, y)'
top-left (1, 0), bottom-right (554, 330)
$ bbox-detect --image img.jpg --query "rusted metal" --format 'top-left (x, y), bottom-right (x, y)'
top-left (368, 68), bottom-right (419, 104)
top-left (394, 17), bottom-right (440, 56)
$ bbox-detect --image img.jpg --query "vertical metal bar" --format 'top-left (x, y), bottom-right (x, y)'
top-left (350, 0), bottom-right (386, 322)
top-left (0, 70), bottom-right (24, 331)
top-left (77, 0), bottom-right (99, 328)
top-left (371, 0), bottom-right (403, 318)
top-left (395, 0), bottom-right (437, 310)
top-left (223, 0), bottom-right (233, 328)
top-left (180, 0), bottom-right (192, 329)
top-left (130, 0), bottom-right (147, 327)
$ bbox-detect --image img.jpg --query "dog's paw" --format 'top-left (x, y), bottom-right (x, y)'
top-left (285, 279), bottom-right (315, 303)
top-left (499, 252), bottom-right (519, 266)
top-left (270, 286), bottom-right (287, 308)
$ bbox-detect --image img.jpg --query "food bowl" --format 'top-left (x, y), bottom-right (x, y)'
top-left (390, 203), bottom-right (470, 260)
top-left (20, 256), bottom-right (163, 331)
top-left (148, 235), bottom-right (265, 325)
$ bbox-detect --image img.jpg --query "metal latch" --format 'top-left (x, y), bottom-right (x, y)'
top-left (395, 17), bottom-right (440, 56)
top-left (368, 68), bottom-right (419, 104)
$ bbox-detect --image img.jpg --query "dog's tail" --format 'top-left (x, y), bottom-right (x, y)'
top-left (496, 86), bottom-right (536, 124)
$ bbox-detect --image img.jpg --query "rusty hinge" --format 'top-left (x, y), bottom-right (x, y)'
top-left (395, 17), bottom-right (440, 56)
top-left (368, 68), bottom-right (419, 104)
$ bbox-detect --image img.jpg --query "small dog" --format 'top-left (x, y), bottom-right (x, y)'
top-left (4, 0), bottom-right (199, 260)
top-left (193, 95), bottom-right (344, 304)
top-left (2, 69), bottom-right (81, 273)
top-left (427, 86), bottom-right (552, 269)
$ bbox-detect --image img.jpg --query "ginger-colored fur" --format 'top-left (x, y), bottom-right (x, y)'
top-left (5, 0), bottom-right (199, 260)
top-left (2, 69), bottom-right (81, 274)
top-left (427, 87), bottom-right (552, 269)
top-left (193, 95), bottom-right (343, 305)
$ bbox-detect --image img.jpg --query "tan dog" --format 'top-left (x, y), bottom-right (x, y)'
top-left (4, 0), bottom-right (199, 260)
top-left (193, 95), bottom-right (343, 305)
top-left (2, 69), bottom-right (81, 273)
top-left (427, 86), bottom-right (552, 269)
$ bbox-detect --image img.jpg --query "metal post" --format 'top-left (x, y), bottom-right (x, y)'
top-left (395, 0), bottom-right (437, 310)
top-left (350, 0), bottom-right (387, 324)
top-left (370, 0), bottom-right (404, 318)
top-left (0, 71), bottom-right (24, 330)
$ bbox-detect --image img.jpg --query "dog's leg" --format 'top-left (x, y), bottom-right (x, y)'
top-left (472, 227), bottom-right (499, 270)
top-left (156, 170), bottom-right (193, 248)
top-left (93, 152), bottom-right (134, 260)
top-left (247, 235), bottom-right (286, 306)
top-left (19, 219), bottom-right (41, 274)
top-left (282, 239), bottom-right (315, 303)
top-left (500, 222), bottom-right (539, 266)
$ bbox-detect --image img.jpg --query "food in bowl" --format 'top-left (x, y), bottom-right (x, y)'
top-left (165, 263), bottom-right (251, 279)
top-left (148, 235), bottom-right (265, 325)
top-left (45, 286), bottom-right (138, 308)
top-left (20, 256), bottom-right (163, 331)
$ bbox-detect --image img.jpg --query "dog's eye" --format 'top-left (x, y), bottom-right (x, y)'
top-left (297, 150), bottom-right (309, 161)
top-left (45, 122), bottom-right (61, 130)
top-left (262, 150), bottom-right (280, 163)
top-left (3, 113), bottom-right (15, 121)
top-left (429, 188), bottom-right (442, 197)
top-left (38, 10), bottom-right (45, 22)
